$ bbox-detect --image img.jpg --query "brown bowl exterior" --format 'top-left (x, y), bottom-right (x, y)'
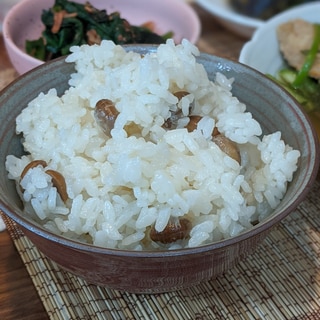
top-left (20, 224), bottom-right (269, 293)
top-left (0, 47), bottom-right (318, 293)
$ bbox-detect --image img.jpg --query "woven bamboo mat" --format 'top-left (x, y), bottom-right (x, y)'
top-left (1, 179), bottom-right (320, 320)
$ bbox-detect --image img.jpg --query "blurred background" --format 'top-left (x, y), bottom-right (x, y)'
top-left (0, 0), bottom-right (21, 32)
top-left (230, 0), bottom-right (318, 19)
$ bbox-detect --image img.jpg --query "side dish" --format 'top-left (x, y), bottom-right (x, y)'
top-left (269, 19), bottom-right (320, 127)
top-left (26, 0), bottom-right (172, 61)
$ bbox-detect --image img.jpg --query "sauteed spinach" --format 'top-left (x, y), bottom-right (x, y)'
top-left (26, 0), bottom-right (173, 61)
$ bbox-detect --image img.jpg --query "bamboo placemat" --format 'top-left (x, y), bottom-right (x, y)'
top-left (2, 179), bottom-right (320, 320)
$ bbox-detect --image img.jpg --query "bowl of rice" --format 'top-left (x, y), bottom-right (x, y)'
top-left (0, 39), bottom-right (318, 293)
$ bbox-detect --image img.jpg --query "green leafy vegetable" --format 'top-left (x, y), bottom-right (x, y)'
top-left (292, 24), bottom-right (320, 87)
top-left (269, 23), bottom-right (320, 113)
top-left (268, 69), bottom-right (320, 113)
top-left (26, 0), bottom-right (173, 61)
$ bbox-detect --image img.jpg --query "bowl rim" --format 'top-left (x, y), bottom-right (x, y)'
top-left (0, 51), bottom-right (319, 258)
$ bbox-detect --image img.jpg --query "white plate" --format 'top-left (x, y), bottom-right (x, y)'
top-left (196, 0), bottom-right (264, 38)
top-left (239, 2), bottom-right (320, 76)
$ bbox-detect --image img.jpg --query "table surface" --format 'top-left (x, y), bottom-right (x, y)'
top-left (2, 4), bottom-right (319, 320)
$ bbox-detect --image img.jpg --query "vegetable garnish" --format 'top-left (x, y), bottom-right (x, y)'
top-left (269, 23), bottom-right (320, 113)
top-left (292, 24), bottom-right (320, 87)
top-left (26, 0), bottom-right (173, 62)
top-left (268, 69), bottom-right (320, 113)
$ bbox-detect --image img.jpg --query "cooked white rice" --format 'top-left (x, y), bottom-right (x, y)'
top-left (5, 39), bottom-right (300, 250)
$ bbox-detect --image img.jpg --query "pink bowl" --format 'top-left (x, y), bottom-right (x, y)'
top-left (3, 0), bottom-right (201, 74)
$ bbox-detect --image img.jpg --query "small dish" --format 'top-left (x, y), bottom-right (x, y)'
top-left (3, 0), bottom-right (201, 74)
top-left (239, 2), bottom-right (320, 75)
top-left (239, 2), bottom-right (320, 138)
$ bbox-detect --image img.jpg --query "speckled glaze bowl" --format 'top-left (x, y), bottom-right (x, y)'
top-left (0, 47), bottom-right (318, 293)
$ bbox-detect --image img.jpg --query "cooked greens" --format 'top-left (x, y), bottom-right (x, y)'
top-left (269, 23), bottom-right (320, 113)
top-left (268, 68), bottom-right (320, 113)
top-left (26, 0), bottom-right (173, 61)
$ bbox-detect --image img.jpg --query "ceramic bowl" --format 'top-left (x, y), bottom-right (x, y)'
top-left (2, 0), bottom-right (200, 74)
top-left (0, 46), bottom-right (318, 293)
